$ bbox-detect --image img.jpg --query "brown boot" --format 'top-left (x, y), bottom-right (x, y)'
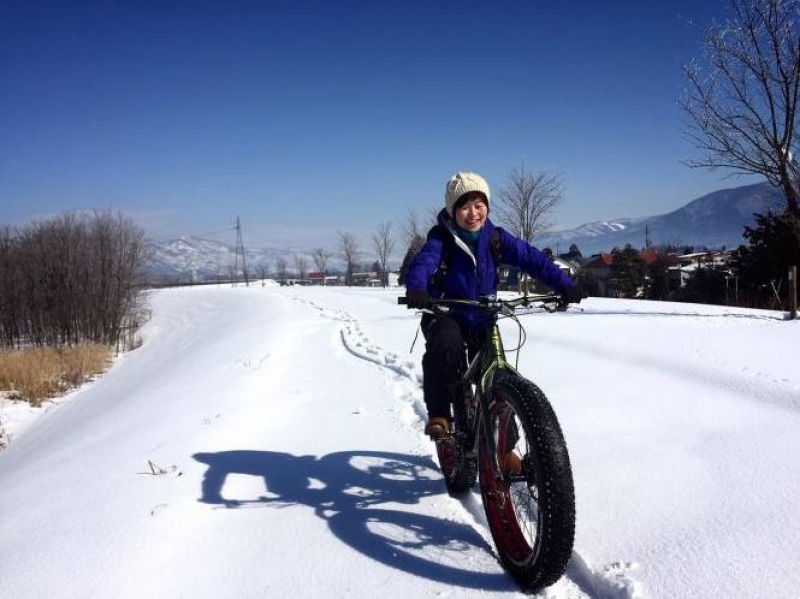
top-left (504, 451), bottom-right (523, 475)
top-left (424, 416), bottom-right (450, 440)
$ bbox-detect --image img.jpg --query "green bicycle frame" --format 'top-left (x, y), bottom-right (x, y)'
top-left (465, 315), bottom-right (522, 480)
top-left (400, 293), bottom-right (560, 480)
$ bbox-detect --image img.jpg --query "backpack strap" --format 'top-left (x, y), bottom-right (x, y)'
top-left (428, 226), bottom-right (504, 291)
top-left (490, 227), bottom-right (503, 279)
top-left (428, 233), bottom-right (453, 292)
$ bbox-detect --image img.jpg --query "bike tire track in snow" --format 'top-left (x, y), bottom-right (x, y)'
top-left (292, 294), bottom-right (645, 599)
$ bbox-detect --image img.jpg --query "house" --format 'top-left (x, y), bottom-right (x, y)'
top-left (581, 250), bottom-right (682, 296)
top-left (307, 271), bottom-right (339, 286)
top-left (553, 256), bottom-right (578, 277)
top-left (500, 256), bottom-right (578, 293)
top-left (351, 272), bottom-right (383, 287)
top-left (582, 253), bottom-right (614, 296)
top-left (670, 251), bottom-right (728, 288)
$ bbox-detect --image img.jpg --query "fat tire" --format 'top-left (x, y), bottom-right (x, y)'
top-left (436, 395), bottom-right (478, 494)
top-left (479, 370), bottom-right (575, 592)
top-left (435, 438), bottom-right (477, 495)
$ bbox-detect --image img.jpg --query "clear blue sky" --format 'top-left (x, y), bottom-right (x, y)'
top-left (1, 0), bottom-right (747, 251)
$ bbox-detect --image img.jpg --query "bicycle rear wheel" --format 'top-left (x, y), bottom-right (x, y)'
top-left (436, 394), bottom-right (477, 495)
top-left (478, 370), bottom-right (575, 592)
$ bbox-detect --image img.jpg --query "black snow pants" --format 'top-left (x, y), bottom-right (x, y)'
top-left (420, 312), bottom-right (483, 420)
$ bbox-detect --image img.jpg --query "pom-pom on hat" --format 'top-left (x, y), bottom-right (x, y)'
top-left (444, 172), bottom-right (490, 217)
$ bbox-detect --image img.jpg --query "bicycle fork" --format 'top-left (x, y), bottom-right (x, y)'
top-left (465, 327), bottom-right (510, 482)
top-left (464, 350), bottom-right (503, 480)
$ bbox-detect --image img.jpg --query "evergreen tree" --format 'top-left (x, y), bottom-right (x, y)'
top-left (609, 245), bottom-right (646, 298)
top-left (643, 255), bottom-right (672, 301)
top-left (575, 268), bottom-right (599, 297)
top-left (730, 211), bottom-right (800, 308)
top-left (563, 243), bottom-right (583, 263)
top-left (674, 264), bottom-right (729, 306)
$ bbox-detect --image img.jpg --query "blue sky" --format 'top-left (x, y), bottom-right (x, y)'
top-left (0, 0), bottom-right (749, 251)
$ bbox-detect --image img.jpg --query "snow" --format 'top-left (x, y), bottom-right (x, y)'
top-left (1, 284), bottom-right (798, 599)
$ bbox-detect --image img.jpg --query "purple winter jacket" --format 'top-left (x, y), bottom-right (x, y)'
top-left (405, 209), bottom-right (576, 329)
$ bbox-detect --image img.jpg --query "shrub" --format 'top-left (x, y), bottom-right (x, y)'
top-left (0, 211), bottom-right (148, 348)
top-left (0, 344), bottom-right (111, 407)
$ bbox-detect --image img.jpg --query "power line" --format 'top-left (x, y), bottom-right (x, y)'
top-left (187, 225), bottom-right (237, 239)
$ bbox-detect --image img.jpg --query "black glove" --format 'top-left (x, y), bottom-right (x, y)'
top-left (405, 289), bottom-right (429, 309)
top-left (559, 285), bottom-right (583, 307)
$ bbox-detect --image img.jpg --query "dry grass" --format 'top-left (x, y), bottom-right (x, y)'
top-left (0, 344), bottom-right (112, 407)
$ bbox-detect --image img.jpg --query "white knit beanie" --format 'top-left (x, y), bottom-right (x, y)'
top-left (444, 172), bottom-right (490, 217)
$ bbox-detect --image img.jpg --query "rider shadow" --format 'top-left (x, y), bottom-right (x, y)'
top-left (192, 449), bottom-right (516, 591)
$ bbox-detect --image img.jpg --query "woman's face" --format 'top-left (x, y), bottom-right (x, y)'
top-left (454, 194), bottom-right (488, 232)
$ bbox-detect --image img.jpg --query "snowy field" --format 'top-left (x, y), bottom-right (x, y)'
top-left (1, 284), bottom-right (798, 599)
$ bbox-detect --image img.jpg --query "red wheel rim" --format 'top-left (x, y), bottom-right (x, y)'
top-left (436, 439), bottom-right (457, 479)
top-left (479, 401), bottom-right (541, 566)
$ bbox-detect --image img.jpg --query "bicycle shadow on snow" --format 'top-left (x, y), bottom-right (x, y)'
top-left (192, 449), bottom-right (517, 592)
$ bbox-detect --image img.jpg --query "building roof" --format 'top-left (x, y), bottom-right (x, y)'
top-left (583, 253), bottom-right (613, 268)
top-left (584, 250), bottom-right (680, 269)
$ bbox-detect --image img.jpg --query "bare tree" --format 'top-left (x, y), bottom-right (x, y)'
top-left (681, 0), bottom-right (800, 222)
top-left (258, 264), bottom-right (270, 286)
top-left (494, 164), bottom-right (564, 293)
top-left (312, 248), bottom-right (332, 285)
top-left (293, 254), bottom-right (309, 282)
top-left (397, 208), bottom-right (432, 286)
top-left (495, 163), bottom-right (564, 244)
top-left (1, 211), bottom-right (145, 349)
top-left (337, 231), bottom-right (360, 286)
top-left (275, 257), bottom-right (289, 283)
top-left (372, 222), bottom-right (396, 287)
top-left (401, 208), bottom-right (424, 248)
top-left (400, 207), bottom-right (438, 245)
top-left (0, 226), bottom-right (21, 347)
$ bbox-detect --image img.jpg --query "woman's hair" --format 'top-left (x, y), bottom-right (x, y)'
top-left (453, 191), bottom-right (488, 213)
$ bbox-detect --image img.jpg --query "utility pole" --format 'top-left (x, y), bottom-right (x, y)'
top-left (234, 216), bottom-right (249, 286)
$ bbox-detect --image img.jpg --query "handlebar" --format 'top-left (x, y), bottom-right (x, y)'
top-left (398, 293), bottom-right (565, 313)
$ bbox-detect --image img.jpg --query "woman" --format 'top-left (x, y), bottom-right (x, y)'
top-left (404, 171), bottom-right (581, 439)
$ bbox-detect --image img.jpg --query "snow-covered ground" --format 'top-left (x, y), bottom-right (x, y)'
top-left (1, 284), bottom-right (798, 599)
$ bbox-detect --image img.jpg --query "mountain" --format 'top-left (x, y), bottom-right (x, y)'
top-left (537, 181), bottom-right (785, 256)
top-left (144, 237), bottom-right (318, 281)
top-left (144, 182), bottom-right (786, 280)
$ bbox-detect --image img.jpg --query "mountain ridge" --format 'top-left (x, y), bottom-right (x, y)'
top-left (145, 181), bottom-right (786, 279)
top-left (537, 181), bottom-right (784, 255)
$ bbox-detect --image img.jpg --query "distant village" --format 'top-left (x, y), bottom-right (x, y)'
top-left (265, 246), bottom-right (730, 300)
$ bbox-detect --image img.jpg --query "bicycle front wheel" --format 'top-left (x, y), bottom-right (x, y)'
top-left (478, 370), bottom-right (575, 592)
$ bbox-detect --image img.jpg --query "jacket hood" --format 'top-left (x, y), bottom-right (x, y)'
top-left (436, 208), bottom-right (495, 267)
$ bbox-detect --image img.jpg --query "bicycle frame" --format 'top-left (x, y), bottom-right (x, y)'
top-left (399, 292), bottom-right (561, 479)
top-left (456, 294), bottom-right (559, 480)
top-left (463, 320), bottom-right (517, 479)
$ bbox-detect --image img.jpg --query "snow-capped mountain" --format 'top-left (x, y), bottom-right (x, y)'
top-left (144, 182), bottom-right (786, 280)
top-left (144, 237), bottom-right (319, 281)
top-left (537, 182), bottom-right (784, 255)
